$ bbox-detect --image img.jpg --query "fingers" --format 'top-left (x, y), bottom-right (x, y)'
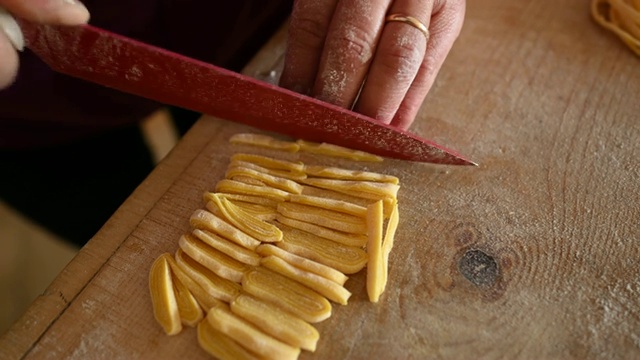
top-left (281, 0), bottom-right (393, 108)
top-left (353, 0), bottom-right (433, 123)
top-left (283, 0), bottom-right (466, 129)
top-left (391, 0), bottom-right (466, 129)
top-left (0, 29), bottom-right (18, 89)
top-left (311, 0), bottom-right (391, 108)
top-left (279, 0), bottom-right (339, 95)
top-left (0, 0), bottom-right (90, 25)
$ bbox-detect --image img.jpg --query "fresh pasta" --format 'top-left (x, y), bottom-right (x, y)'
top-left (591, 0), bottom-right (640, 56)
top-left (149, 133), bottom-right (403, 359)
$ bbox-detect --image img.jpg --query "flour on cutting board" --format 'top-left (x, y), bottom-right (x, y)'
top-left (587, 277), bottom-right (640, 352)
top-left (67, 324), bottom-right (129, 360)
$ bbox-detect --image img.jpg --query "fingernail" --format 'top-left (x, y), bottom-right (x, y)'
top-left (59, 0), bottom-right (91, 24)
top-left (0, 8), bottom-right (24, 51)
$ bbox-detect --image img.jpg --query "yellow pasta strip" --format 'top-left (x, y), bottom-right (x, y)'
top-left (207, 306), bottom-right (301, 360)
top-left (226, 166), bottom-right (303, 194)
top-left (165, 254), bottom-right (227, 311)
top-left (261, 256), bottom-right (352, 305)
top-left (296, 139), bottom-right (384, 162)
top-left (197, 319), bottom-right (260, 360)
top-left (229, 133), bottom-right (300, 152)
top-left (179, 234), bottom-right (249, 283)
top-left (381, 203), bottom-right (400, 289)
top-left (302, 183), bottom-right (396, 217)
top-left (170, 262), bottom-right (204, 327)
top-left (149, 254), bottom-right (182, 335)
top-left (229, 175), bottom-right (266, 186)
top-left (190, 209), bottom-right (261, 250)
top-left (304, 165), bottom-right (399, 184)
top-left (231, 153), bottom-right (304, 172)
top-left (216, 179), bottom-right (291, 202)
top-left (277, 202), bottom-right (368, 234)
top-left (227, 201), bottom-right (277, 221)
top-left (302, 178), bottom-right (399, 200)
top-left (256, 244), bottom-right (348, 285)
top-left (230, 160), bottom-right (307, 181)
top-left (275, 214), bottom-right (368, 247)
top-left (592, 0), bottom-right (640, 56)
top-left (366, 201), bottom-right (385, 303)
top-left (192, 228), bottom-right (262, 267)
top-left (276, 224), bottom-right (368, 274)
top-left (301, 185), bottom-right (372, 207)
top-left (289, 194), bottom-right (368, 218)
top-left (207, 195), bottom-right (283, 243)
top-left (231, 294), bottom-right (320, 352)
top-left (175, 249), bottom-right (242, 303)
top-left (210, 192), bottom-right (279, 207)
top-left (205, 200), bottom-right (270, 222)
top-left (242, 267), bottom-right (332, 323)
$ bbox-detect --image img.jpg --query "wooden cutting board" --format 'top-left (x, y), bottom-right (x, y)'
top-left (2, 0), bottom-right (639, 358)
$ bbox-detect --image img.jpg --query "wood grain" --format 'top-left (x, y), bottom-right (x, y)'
top-left (2, 0), bottom-right (639, 359)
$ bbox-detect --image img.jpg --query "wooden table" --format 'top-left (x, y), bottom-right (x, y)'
top-left (2, 0), bottom-right (639, 358)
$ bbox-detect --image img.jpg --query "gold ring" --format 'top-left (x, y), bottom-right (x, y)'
top-left (385, 14), bottom-right (429, 39)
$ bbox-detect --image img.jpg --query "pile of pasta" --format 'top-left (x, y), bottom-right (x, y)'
top-left (591, 0), bottom-right (640, 56)
top-left (149, 134), bottom-right (401, 360)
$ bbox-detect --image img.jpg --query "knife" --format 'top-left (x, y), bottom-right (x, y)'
top-left (4, 18), bottom-right (475, 165)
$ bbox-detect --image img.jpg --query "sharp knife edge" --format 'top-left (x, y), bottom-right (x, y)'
top-left (18, 22), bottom-right (476, 165)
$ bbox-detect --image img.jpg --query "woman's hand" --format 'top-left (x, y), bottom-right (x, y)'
top-left (0, 0), bottom-right (90, 89)
top-left (280, 0), bottom-right (465, 130)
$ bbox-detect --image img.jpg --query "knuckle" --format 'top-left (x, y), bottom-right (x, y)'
top-left (332, 25), bottom-right (375, 62)
top-left (377, 36), bottom-right (425, 78)
top-left (290, 15), bottom-right (328, 47)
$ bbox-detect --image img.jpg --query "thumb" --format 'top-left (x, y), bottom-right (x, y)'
top-left (0, 30), bottom-right (19, 89)
top-left (0, 0), bottom-right (90, 26)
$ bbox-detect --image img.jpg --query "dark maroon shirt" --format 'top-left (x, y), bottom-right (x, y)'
top-left (0, 0), bottom-right (291, 149)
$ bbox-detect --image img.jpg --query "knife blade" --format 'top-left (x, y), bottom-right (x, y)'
top-left (14, 21), bottom-right (475, 165)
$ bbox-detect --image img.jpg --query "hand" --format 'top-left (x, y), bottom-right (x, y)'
top-left (0, 0), bottom-right (90, 90)
top-left (280, 0), bottom-right (465, 130)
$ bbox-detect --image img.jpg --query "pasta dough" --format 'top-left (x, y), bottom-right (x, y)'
top-left (592, 0), bottom-right (640, 55)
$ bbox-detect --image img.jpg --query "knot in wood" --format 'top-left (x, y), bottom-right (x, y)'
top-left (458, 249), bottom-right (499, 288)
